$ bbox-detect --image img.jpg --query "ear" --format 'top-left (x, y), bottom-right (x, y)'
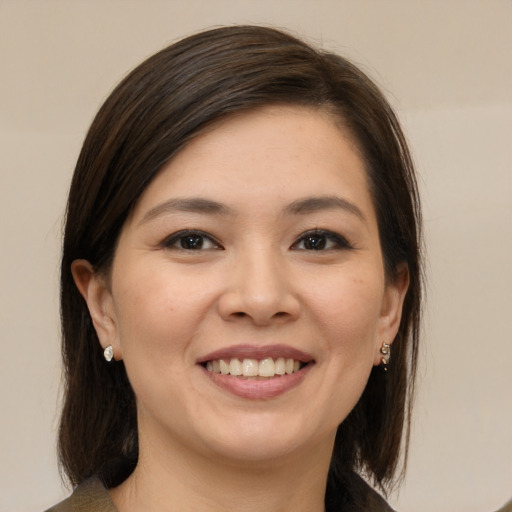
top-left (71, 259), bottom-right (122, 361)
top-left (373, 263), bottom-right (409, 366)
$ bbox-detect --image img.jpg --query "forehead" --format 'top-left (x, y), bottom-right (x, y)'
top-left (131, 105), bottom-right (373, 220)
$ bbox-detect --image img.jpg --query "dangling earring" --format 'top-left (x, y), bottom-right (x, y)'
top-left (380, 343), bottom-right (390, 371)
top-left (103, 345), bottom-right (114, 362)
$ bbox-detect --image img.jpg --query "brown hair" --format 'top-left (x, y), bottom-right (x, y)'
top-left (59, 25), bottom-right (422, 503)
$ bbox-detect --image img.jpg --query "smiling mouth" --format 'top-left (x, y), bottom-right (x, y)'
top-left (198, 346), bottom-right (314, 398)
top-left (204, 357), bottom-right (306, 379)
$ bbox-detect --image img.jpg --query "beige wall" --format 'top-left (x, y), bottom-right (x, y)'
top-left (1, 1), bottom-right (511, 510)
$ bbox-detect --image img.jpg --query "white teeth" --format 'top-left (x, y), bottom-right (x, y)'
top-left (242, 358), bottom-right (259, 376)
top-left (229, 358), bottom-right (243, 376)
top-left (259, 357), bottom-right (275, 377)
top-left (274, 357), bottom-right (285, 375)
top-left (219, 359), bottom-right (230, 375)
top-left (205, 357), bottom-right (304, 377)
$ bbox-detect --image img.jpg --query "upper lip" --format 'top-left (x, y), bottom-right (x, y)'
top-left (196, 344), bottom-right (315, 364)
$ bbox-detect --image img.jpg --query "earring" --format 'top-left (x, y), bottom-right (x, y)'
top-left (380, 343), bottom-right (390, 371)
top-left (103, 345), bottom-right (114, 362)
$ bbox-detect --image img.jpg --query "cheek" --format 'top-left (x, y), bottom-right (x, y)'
top-left (111, 262), bottom-right (213, 363)
top-left (307, 269), bottom-right (384, 356)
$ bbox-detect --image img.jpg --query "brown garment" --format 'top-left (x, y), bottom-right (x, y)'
top-left (45, 478), bottom-right (116, 512)
top-left (495, 498), bottom-right (512, 512)
top-left (45, 475), bottom-right (395, 512)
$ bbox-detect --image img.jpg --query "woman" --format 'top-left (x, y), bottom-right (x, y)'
top-left (48, 25), bottom-right (422, 512)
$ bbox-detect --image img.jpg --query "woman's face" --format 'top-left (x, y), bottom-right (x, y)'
top-left (76, 106), bottom-right (407, 466)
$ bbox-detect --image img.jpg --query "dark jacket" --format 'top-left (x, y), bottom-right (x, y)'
top-left (45, 475), bottom-right (396, 512)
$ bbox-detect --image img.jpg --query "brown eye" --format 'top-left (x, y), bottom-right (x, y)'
top-left (180, 234), bottom-right (205, 250)
top-left (291, 230), bottom-right (352, 251)
top-left (162, 230), bottom-right (222, 251)
top-left (303, 234), bottom-right (327, 250)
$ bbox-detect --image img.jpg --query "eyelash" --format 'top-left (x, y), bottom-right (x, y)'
top-left (291, 229), bottom-right (353, 252)
top-left (161, 230), bottom-right (223, 251)
top-left (161, 229), bottom-right (352, 252)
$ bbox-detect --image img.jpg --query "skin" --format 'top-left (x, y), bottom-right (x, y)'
top-left (73, 106), bottom-right (408, 512)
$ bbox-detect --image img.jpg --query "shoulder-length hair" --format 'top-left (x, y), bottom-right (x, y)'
top-left (59, 25), bottom-right (422, 502)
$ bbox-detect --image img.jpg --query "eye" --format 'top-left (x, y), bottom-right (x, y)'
top-left (161, 230), bottom-right (222, 251)
top-left (291, 229), bottom-right (352, 251)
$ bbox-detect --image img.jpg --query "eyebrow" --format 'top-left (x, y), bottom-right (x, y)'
top-left (139, 198), bottom-right (233, 225)
top-left (285, 195), bottom-right (366, 221)
top-left (139, 194), bottom-right (366, 225)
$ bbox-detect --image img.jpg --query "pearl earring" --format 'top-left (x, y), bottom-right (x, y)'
top-left (103, 345), bottom-right (114, 362)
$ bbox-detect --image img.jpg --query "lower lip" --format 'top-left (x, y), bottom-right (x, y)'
top-left (200, 364), bottom-right (312, 399)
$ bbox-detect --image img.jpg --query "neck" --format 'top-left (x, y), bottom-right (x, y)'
top-left (110, 426), bottom-right (334, 512)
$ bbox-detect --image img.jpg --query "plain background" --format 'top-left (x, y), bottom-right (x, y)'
top-left (1, 1), bottom-right (511, 511)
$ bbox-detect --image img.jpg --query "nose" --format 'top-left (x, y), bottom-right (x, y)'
top-left (217, 248), bottom-right (301, 326)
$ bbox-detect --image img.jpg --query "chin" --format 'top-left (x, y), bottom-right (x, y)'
top-left (193, 411), bottom-right (334, 466)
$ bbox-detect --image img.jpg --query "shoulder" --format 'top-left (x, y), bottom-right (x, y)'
top-left (44, 478), bottom-right (117, 512)
top-left (326, 472), bottom-right (397, 512)
top-left (494, 498), bottom-right (512, 512)
top-left (44, 495), bottom-right (72, 512)
top-left (352, 476), bottom-right (396, 512)
top-left (362, 485), bottom-right (396, 512)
